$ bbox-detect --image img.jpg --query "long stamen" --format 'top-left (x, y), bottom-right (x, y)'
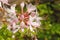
top-left (20, 2), bottom-right (24, 14)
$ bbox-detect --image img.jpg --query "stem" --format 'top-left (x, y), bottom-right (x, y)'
top-left (21, 7), bottom-right (23, 14)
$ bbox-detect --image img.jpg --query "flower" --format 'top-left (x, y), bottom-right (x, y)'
top-left (0, 0), bottom-right (9, 5)
top-left (5, 4), bottom-right (16, 14)
top-left (18, 4), bottom-right (41, 32)
top-left (26, 4), bottom-right (36, 13)
top-left (7, 22), bottom-right (20, 33)
top-left (7, 13), bottom-right (19, 33)
top-left (27, 12), bottom-right (41, 28)
top-left (11, 4), bottom-right (16, 13)
top-left (0, 2), bottom-right (42, 33)
top-left (5, 4), bottom-right (20, 33)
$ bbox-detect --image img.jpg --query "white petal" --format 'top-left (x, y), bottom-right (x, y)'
top-left (31, 22), bottom-right (40, 27)
top-left (27, 4), bottom-right (36, 13)
top-left (21, 29), bottom-right (24, 32)
top-left (0, 2), bottom-right (2, 7)
top-left (11, 4), bottom-right (16, 13)
top-left (0, 0), bottom-right (9, 5)
top-left (20, 2), bottom-right (25, 8)
top-left (12, 35), bottom-right (15, 38)
top-left (13, 29), bottom-right (19, 33)
top-left (29, 25), bottom-right (34, 32)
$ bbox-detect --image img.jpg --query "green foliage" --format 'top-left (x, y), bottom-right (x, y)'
top-left (0, 24), bottom-right (12, 40)
top-left (36, 3), bottom-right (60, 40)
top-left (52, 3), bottom-right (60, 10)
top-left (37, 3), bottom-right (53, 16)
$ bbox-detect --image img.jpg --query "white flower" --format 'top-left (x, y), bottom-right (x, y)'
top-left (31, 22), bottom-right (40, 27)
top-left (13, 27), bottom-right (20, 33)
top-left (28, 16), bottom-right (40, 27)
top-left (7, 22), bottom-right (20, 33)
top-left (12, 24), bottom-right (20, 33)
top-left (27, 4), bottom-right (36, 13)
top-left (27, 12), bottom-right (41, 27)
top-left (5, 4), bottom-right (16, 14)
top-left (0, 0), bottom-right (9, 5)
top-left (11, 4), bottom-right (16, 13)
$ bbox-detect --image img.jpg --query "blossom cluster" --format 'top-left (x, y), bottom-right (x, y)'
top-left (0, 1), bottom-right (42, 35)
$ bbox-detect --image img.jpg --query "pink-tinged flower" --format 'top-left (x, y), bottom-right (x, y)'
top-left (7, 14), bottom-right (18, 24)
top-left (6, 4), bottom-right (19, 33)
top-left (13, 18), bottom-right (18, 23)
top-left (27, 12), bottom-right (41, 28)
top-left (5, 4), bottom-right (16, 14)
top-left (18, 12), bottom-right (29, 26)
top-left (7, 22), bottom-right (20, 33)
top-left (12, 24), bottom-right (20, 33)
top-left (26, 4), bottom-right (36, 13)
top-left (11, 4), bottom-right (16, 14)
top-left (0, 0), bottom-right (9, 5)
top-left (31, 22), bottom-right (40, 27)
top-left (5, 3), bottom-right (42, 33)
top-left (6, 3), bottom-right (18, 23)
top-left (19, 4), bottom-right (41, 29)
